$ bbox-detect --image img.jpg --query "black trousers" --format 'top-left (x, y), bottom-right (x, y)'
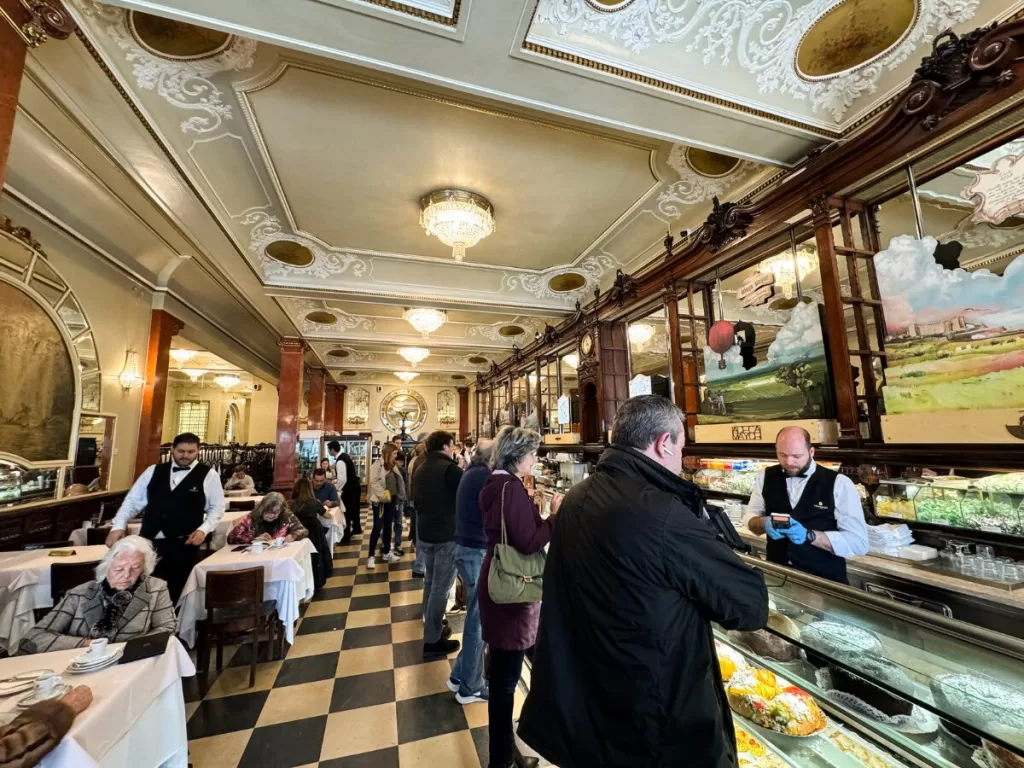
top-left (152, 538), bottom-right (199, 605)
top-left (488, 647), bottom-right (528, 768)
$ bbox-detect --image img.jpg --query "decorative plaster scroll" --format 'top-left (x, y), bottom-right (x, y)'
top-left (534, 0), bottom-right (980, 122)
top-left (466, 317), bottom-right (547, 342)
top-left (311, 342), bottom-right (379, 363)
top-left (499, 253), bottom-right (619, 302)
top-left (444, 354), bottom-right (491, 368)
top-left (243, 212), bottom-right (370, 280)
top-left (657, 145), bottom-right (757, 219)
top-left (286, 298), bottom-right (376, 335)
top-left (74, 0), bottom-right (256, 134)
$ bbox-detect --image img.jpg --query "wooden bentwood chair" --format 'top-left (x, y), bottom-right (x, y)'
top-left (197, 567), bottom-right (284, 687)
top-left (34, 560), bottom-right (102, 623)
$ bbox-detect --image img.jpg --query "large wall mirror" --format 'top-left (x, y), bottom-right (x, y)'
top-left (380, 389), bottom-right (427, 434)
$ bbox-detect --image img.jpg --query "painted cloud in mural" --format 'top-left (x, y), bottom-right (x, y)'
top-left (704, 344), bottom-right (746, 382)
top-left (875, 235), bottom-right (1024, 334)
top-left (767, 301), bottom-right (824, 364)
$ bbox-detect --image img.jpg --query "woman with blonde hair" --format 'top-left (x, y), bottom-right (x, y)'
top-left (367, 443), bottom-right (400, 569)
top-left (226, 492), bottom-right (308, 545)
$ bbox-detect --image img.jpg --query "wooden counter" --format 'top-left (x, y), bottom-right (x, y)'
top-left (0, 490), bottom-right (126, 550)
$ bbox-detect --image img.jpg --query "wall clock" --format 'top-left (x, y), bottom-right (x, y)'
top-left (581, 332), bottom-right (594, 357)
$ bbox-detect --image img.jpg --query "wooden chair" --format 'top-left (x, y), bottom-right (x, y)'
top-left (86, 527), bottom-right (112, 546)
top-left (34, 560), bottom-right (102, 622)
top-left (197, 567), bottom-right (283, 687)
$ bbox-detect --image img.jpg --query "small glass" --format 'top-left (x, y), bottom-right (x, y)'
top-left (977, 545), bottom-right (995, 559)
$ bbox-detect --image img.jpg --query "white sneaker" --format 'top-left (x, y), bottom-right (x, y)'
top-left (382, 551), bottom-right (398, 562)
top-left (366, 556), bottom-right (376, 570)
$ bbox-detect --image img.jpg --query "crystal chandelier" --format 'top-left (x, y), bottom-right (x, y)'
top-left (181, 368), bottom-right (207, 383)
top-left (758, 246), bottom-right (819, 299)
top-left (394, 371), bottom-right (419, 383)
top-left (403, 307), bottom-right (447, 339)
top-left (118, 350), bottom-right (143, 392)
top-left (419, 189), bottom-right (495, 262)
top-left (214, 374), bottom-right (240, 391)
top-left (169, 348), bottom-right (196, 367)
top-left (628, 323), bottom-right (655, 348)
top-left (398, 347), bottom-right (430, 368)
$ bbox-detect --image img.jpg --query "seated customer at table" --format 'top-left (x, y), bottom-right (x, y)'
top-left (224, 464), bottom-right (255, 492)
top-left (312, 469), bottom-right (340, 510)
top-left (226, 492), bottom-right (307, 546)
top-left (0, 685), bottom-right (92, 768)
top-left (290, 477), bottom-right (333, 589)
top-left (19, 536), bottom-right (176, 655)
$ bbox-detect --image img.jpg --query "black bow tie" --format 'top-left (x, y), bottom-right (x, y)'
top-left (172, 465), bottom-right (192, 473)
top-left (788, 473), bottom-right (808, 479)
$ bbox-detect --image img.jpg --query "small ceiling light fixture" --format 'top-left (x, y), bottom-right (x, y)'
top-left (419, 189), bottom-right (495, 262)
top-left (169, 348), bottom-right (197, 367)
top-left (403, 307), bottom-right (447, 339)
top-left (181, 368), bottom-right (207, 383)
top-left (398, 347), bottom-right (430, 368)
top-left (118, 350), bottom-right (143, 392)
top-left (758, 246), bottom-right (819, 300)
top-left (394, 371), bottom-right (420, 383)
top-left (628, 323), bottom-right (655, 348)
top-left (563, 354), bottom-right (579, 369)
top-left (214, 374), bottom-right (241, 391)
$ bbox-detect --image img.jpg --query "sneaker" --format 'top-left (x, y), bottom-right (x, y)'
top-left (456, 687), bottom-right (489, 705)
top-left (366, 555), bottom-right (376, 570)
top-left (382, 551), bottom-right (398, 563)
top-left (412, 570), bottom-right (425, 578)
top-left (445, 676), bottom-right (460, 694)
top-left (423, 638), bottom-right (460, 659)
top-left (448, 604), bottom-right (467, 615)
top-left (394, 548), bottom-right (404, 556)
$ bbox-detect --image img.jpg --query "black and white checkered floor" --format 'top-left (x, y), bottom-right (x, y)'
top-left (181, 509), bottom-right (524, 768)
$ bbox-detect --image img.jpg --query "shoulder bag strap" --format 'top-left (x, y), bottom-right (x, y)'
top-left (500, 481), bottom-right (511, 548)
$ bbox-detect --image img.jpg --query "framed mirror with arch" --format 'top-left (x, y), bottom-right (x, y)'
top-left (380, 389), bottom-right (427, 434)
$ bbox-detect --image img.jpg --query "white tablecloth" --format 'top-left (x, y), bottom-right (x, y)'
top-left (176, 539), bottom-right (316, 647)
top-left (0, 635), bottom-right (195, 768)
top-left (319, 509), bottom-right (345, 552)
top-left (0, 546), bottom-right (111, 653)
top-left (208, 510), bottom-right (249, 551)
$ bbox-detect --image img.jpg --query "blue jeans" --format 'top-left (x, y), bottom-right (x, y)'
top-left (419, 540), bottom-right (456, 644)
top-left (392, 502), bottom-right (405, 550)
top-left (450, 545), bottom-right (485, 696)
top-left (411, 508), bottom-right (425, 575)
top-left (369, 502), bottom-right (394, 557)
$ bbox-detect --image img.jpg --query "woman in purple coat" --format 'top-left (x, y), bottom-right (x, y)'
top-left (478, 426), bottom-right (559, 768)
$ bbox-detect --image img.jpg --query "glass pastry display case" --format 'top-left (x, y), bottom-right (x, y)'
top-left (718, 556), bottom-right (1024, 768)
top-left (874, 475), bottom-right (1024, 536)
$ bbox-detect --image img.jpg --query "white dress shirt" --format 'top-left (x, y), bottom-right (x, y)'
top-left (112, 460), bottom-right (226, 538)
top-left (333, 456), bottom-right (347, 490)
top-left (743, 460), bottom-right (869, 559)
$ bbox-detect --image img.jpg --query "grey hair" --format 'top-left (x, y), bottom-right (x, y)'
top-left (254, 492), bottom-right (288, 522)
top-left (95, 535), bottom-right (157, 582)
top-left (473, 439), bottom-right (494, 466)
top-left (492, 427), bottom-right (541, 474)
top-left (611, 395), bottom-right (685, 451)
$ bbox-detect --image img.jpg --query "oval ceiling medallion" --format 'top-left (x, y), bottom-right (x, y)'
top-left (468, 355), bottom-right (489, 365)
top-left (129, 11), bottom-right (233, 60)
top-left (265, 241), bottom-right (314, 267)
top-left (499, 325), bottom-right (525, 337)
top-left (548, 272), bottom-right (587, 293)
top-left (451, 374), bottom-right (467, 381)
top-left (340, 370), bottom-right (358, 377)
top-left (796, 0), bottom-right (917, 80)
top-left (327, 349), bottom-right (350, 359)
top-left (686, 148), bottom-right (741, 178)
top-left (305, 311), bottom-right (338, 325)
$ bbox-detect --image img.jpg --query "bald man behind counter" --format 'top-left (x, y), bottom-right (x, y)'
top-left (744, 427), bottom-right (868, 584)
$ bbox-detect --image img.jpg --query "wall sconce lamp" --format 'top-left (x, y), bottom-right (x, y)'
top-left (118, 350), bottom-right (143, 392)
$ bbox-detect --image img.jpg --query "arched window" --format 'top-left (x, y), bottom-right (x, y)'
top-left (345, 387), bottom-right (370, 426)
top-left (224, 403), bottom-right (240, 443)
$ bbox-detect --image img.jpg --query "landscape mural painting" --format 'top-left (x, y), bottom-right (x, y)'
top-left (0, 282), bottom-right (76, 463)
top-left (876, 235), bottom-right (1024, 415)
top-left (698, 301), bottom-right (836, 424)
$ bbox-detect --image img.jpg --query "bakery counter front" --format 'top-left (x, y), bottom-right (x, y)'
top-left (719, 556), bottom-right (1024, 768)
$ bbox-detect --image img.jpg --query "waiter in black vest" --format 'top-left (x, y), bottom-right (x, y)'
top-left (745, 427), bottom-right (868, 583)
top-left (106, 432), bottom-right (225, 602)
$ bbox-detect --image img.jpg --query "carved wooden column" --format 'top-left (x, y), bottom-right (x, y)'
top-left (0, 1), bottom-right (75, 189)
top-left (337, 384), bottom-right (347, 433)
top-left (813, 195), bottom-right (860, 443)
top-left (665, 286), bottom-right (687, 412)
top-left (457, 387), bottom-right (469, 440)
top-left (271, 339), bottom-right (307, 493)
top-left (324, 383), bottom-right (338, 434)
top-left (597, 320), bottom-right (630, 438)
top-left (134, 309), bottom-right (184, 478)
top-left (306, 367), bottom-right (326, 431)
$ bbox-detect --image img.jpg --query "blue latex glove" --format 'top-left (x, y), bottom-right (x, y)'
top-left (763, 517), bottom-right (785, 540)
top-left (781, 518), bottom-right (808, 545)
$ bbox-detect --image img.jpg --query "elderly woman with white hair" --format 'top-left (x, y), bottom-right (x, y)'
top-left (19, 536), bottom-right (176, 655)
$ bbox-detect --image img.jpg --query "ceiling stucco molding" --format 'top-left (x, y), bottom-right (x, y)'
top-left (466, 316), bottom-right (548, 342)
top-left (531, 0), bottom-right (982, 124)
top-left (656, 145), bottom-right (760, 219)
top-left (72, 0), bottom-right (258, 134)
top-left (285, 298), bottom-right (377, 334)
top-left (309, 342), bottom-right (380, 363)
top-left (500, 252), bottom-right (619, 303)
top-left (243, 211), bottom-right (371, 280)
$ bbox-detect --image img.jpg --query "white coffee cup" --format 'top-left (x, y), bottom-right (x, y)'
top-left (250, 540), bottom-right (266, 554)
top-left (272, 537), bottom-right (285, 549)
top-left (81, 520), bottom-right (93, 530)
top-left (88, 638), bottom-right (108, 658)
top-left (34, 673), bottom-right (60, 700)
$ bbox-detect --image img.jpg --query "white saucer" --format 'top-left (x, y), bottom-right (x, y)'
top-left (0, 670), bottom-right (55, 697)
top-left (73, 648), bottom-right (118, 667)
top-left (17, 682), bottom-right (71, 709)
top-left (68, 648), bottom-right (123, 674)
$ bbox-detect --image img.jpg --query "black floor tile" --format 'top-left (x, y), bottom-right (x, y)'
top-left (333, 565), bottom-right (358, 576)
top-left (273, 652), bottom-right (340, 687)
top-left (330, 670), bottom-right (396, 712)
top-left (297, 613), bottom-right (348, 635)
top-left (472, 726), bottom-right (489, 768)
top-left (350, 594), bottom-right (390, 611)
top-left (388, 560), bottom-right (413, 571)
top-left (238, 715), bottom-right (327, 768)
top-left (227, 641), bottom-right (279, 668)
top-left (333, 551), bottom-right (359, 561)
top-left (319, 747), bottom-right (400, 768)
top-left (396, 691), bottom-right (469, 744)
top-left (392, 639), bottom-right (434, 668)
top-left (355, 572), bottom-right (389, 584)
top-left (180, 670), bottom-right (220, 703)
top-left (341, 624), bottom-right (392, 649)
top-left (391, 604), bottom-right (421, 623)
top-left (389, 579), bottom-right (422, 593)
top-left (315, 585), bottom-right (352, 600)
top-left (186, 690), bottom-right (269, 739)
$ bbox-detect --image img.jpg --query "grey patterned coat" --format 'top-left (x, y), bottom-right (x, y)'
top-left (18, 577), bottom-right (177, 655)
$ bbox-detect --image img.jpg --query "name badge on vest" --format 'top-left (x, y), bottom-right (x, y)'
top-left (189, 487), bottom-right (200, 493)
top-left (814, 501), bottom-right (828, 510)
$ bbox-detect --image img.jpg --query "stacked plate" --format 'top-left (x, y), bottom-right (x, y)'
top-left (67, 647), bottom-right (123, 675)
top-left (0, 669), bottom-right (55, 698)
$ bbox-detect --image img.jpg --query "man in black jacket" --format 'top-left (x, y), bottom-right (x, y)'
top-left (411, 430), bottom-right (463, 659)
top-left (519, 396), bottom-right (768, 768)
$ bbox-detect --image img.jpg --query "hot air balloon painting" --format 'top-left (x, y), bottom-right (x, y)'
top-left (708, 321), bottom-right (735, 370)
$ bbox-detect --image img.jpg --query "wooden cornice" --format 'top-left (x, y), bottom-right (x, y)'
top-left (480, 19), bottom-right (1024, 386)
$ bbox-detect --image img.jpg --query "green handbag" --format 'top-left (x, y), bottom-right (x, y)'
top-left (487, 481), bottom-right (546, 604)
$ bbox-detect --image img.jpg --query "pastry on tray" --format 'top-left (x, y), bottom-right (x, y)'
top-left (931, 673), bottom-right (1024, 732)
top-left (749, 687), bottom-right (828, 737)
top-left (729, 611), bottom-right (802, 663)
top-left (734, 726), bottom-right (788, 768)
top-left (802, 620), bottom-right (882, 656)
top-left (716, 642), bottom-right (749, 683)
top-left (726, 669), bottom-right (781, 720)
top-left (827, 729), bottom-right (898, 768)
top-left (827, 658), bottom-right (915, 718)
